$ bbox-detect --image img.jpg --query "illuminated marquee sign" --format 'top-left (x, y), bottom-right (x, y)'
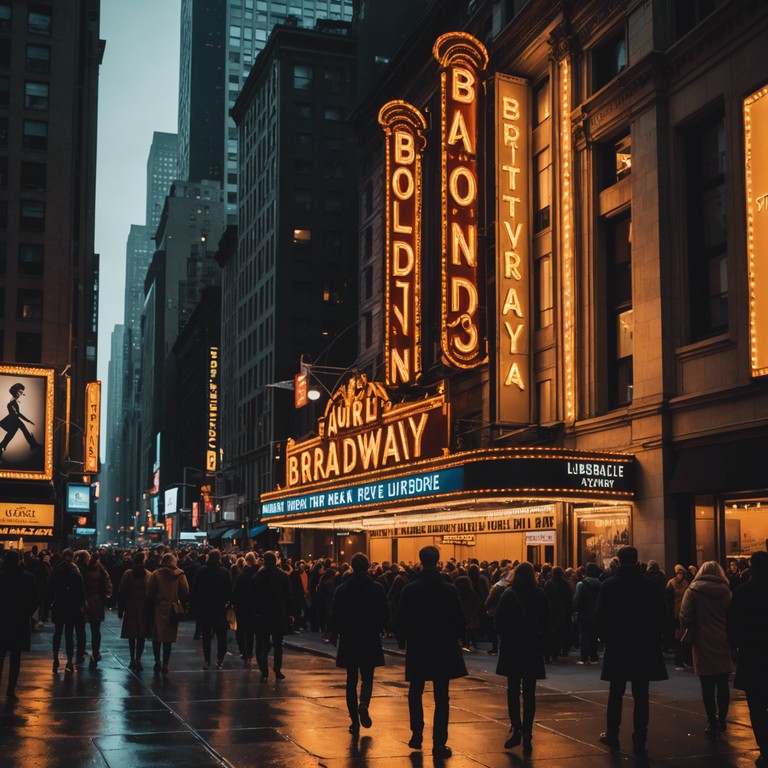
top-left (495, 74), bottom-right (530, 424)
top-left (745, 83), bottom-right (768, 376)
top-left (433, 32), bottom-right (488, 369)
top-left (0, 502), bottom-right (54, 536)
top-left (207, 346), bottom-right (219, 472)
top-left (283, 374), bottom-right (450, 490)
top-left (263, 466), bottom-right (463, 518)
top-left (85, 381), bottom-right (101, 473)
top-left (379, 100), bottom-right (427, 387)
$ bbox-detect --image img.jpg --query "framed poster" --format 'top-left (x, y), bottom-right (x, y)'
top-left (0, 365), bottom-right (54, 481)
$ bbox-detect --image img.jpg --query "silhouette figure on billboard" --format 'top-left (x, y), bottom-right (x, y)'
top-left (0, 383), bottom-right (41, 460)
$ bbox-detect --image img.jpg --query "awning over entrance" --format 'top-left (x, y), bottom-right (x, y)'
top-left (206, 527), bottom-right (227, 541)
top-left (261, 446), bottom-right (634, 527)
top-left (248, 523), bottom-right (268, 538)
top-left (221, 528), bottom-right (244, 539)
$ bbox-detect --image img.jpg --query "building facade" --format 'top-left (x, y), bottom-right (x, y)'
top-left (0, 0), bottom-right (102, 546)
top-left (261, 0), bottom-right (768, 571)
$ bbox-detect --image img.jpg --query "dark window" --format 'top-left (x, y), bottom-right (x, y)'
top-left (0, 155), bottom-right (6, 188)
top-left (16, 332), bottom-right (42, 363)
top-left (364, 265), bottom-right (373, 300)
top-left (293, 63), bottom-right (313, 90)
top-left (20, 200), bottom-right (45, 231)
top-left (18, 288), bottom-right (43, 319)
top-left (534, 78), bottom-right (550, 127)
top-left (323, 67), bottom-right (342, 94)
top-left (363, 226), bottom-right (372, 261)
top-left (24, 81), bottom-right (49, 110)
top-left (362, 181), bottom-right (373, 218)
top-left (606, 212), bottom-right (633, 408)
top-left (533, 147), bottom-right (551, 232)
top-left (19, 243), bottom-right (44, 276)
top-left (21, 161), bottom-right (46, 191)
top-left (0, 4), bottom-right (10, 30)
top-left (592, 31), bottom-right (627, 92)
top-left (0, 117), bottom-right (6, 146)
top-left (26, 44), bottom-right (50, 72)
top-left (294, 158), bottom-right (312, 174)
top-left (324, 162), bottom-right (342, 179)
top-left (534, 254), bottom-right (553, 329)
top-left (23, 120), bottom-right (47, 150)
top-left (324, 106), bottom-right (342, 121)
top-left (674, 0), bottom-right (725, 40)
top-left (364, 311), bottom-right (373, 348)
top-left (324, 191), bottom-right (343, 214)
top-left (296, 132), bottom-right (311, 148)
top-left (28, 8), bottom-right (51, 35)
top-left (325, 136), bottom-right (343, 152)
top-left (0, 200), bottom-right (6, 229)
top-left (0, 76), bottom-right (9, 106)
top-left (0, 240), bottom-right (6, 272)
top-left (0, 38), bottom-right (10, 67)
top-left (686, 113), bottom-right (727, 339)
top-left (295, 102), bottom-right (313, 119)
top-left (294, 189), bottom-right (311, 212)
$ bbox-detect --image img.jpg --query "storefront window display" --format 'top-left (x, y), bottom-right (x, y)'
top-left (576, 507), bottom-right (632, 568)
top-left (724, 497), bottom-right (768, 557)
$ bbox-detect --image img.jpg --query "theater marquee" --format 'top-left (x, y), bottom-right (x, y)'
top-left (433, 32), bottom-right (488, 370)
top-left (379, 100), bottom-right (427, 387)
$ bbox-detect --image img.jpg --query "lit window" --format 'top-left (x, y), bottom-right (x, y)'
top-left (293, 229), bottom-right (311, 244)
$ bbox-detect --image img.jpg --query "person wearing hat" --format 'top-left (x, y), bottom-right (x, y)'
top-left (250, 551), bottom-right (293, 682)
top-left (328, 552), bottom-right (388, 734)
top-left (666, 564), bottom-right (691, 670)
top-left (146, 553), bottom-right (190, 674)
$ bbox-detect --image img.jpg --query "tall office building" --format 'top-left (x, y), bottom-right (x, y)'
top-left (146, 131), bottom-right (178, 240)
top-left (0, 0), bottom-right (102, 545)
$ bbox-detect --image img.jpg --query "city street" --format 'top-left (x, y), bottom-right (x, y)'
top-left (0, 611), bottom-right (761, 768)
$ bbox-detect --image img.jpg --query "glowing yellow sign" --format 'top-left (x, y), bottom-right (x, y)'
top-left (379, 100), bottom-right (427, 387)
top-left (745, 83), bottom-right (768, 377)
top-left (434, 32), bottom-right (488, 369)
top-left (207, 347), bottom-right (219, 472)
top-left (495, 74), bottom-right (530, 423)
top-left (85, 381), bottom-right (100, 473)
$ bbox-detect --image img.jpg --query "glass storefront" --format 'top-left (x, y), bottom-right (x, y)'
top-left (724, 497), bottom-right (768, 558)
top-left (575, 507), bottom-right (632, 568)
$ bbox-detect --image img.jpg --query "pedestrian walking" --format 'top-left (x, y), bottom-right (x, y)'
top-left (76, 550), bottom-right (113, 666)
top-left (494, 561), bottom-right (553, 755)
top-left (250, 551), bottom-right (293, 682)
top-left (117, 551), bottom-right (152, 671)
top-left (0, 549), bottom-right (39, 699)
top-left (46, 548), bottom-right (85, 673)
top-left (678, 560), bottom-right (734, 740)
top-left (193, 549), bottom-right (232, 669)
top-left (146, 552), bottom-right (190, 674)
top-left (727, 549), bottom-right (768, 767)
top-left (544, 566), bottom-right (573, 662)
top-left (596, 545), bottom-right (668, 756)
top-left (574, 562), bottom-right (601, 664)
top-left (394, 545), bottom-right (468, 759)
top-left (327, 552), bottom-right (388, 734)
top-left (232, 551), bottom-right (258, 663)
top-left (666, 564), bottom-right (690, 669)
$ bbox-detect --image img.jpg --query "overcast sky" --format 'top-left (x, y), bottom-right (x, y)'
top-left (95, 0), bottom-right (180, 444)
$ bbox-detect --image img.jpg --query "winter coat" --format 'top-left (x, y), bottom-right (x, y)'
top-left (728, 572), bottom-right (768, 691)
top-left (47, 561), bottom-right (86, 624)
top-left (250, 564), bottom-right (293, 635)
top-left (328, 572), bottom-right (388, 669)
top-left (544, 575), bottom-right (573, 641)
top-left (146, 565), bottom-right (190, 643)
top-left (232, 566), bottom-right (257, 630)
top-left (0, 561), bottom-right (38, 651)
top-left (573, 576), bottom-right (601, 624)
top-left (454, 575), bottom-right (481, 629)
top-left (495, 584), bottom-right (553, 680)
top-left (118, 566), bottom-right (151, 640)
top-left (678, 574), bottom-right (733, 677)
top-left (394, 567), bottom-right (468, 682)
top-left (80, 560), bottom-right (113, 623)
top-left (665, 575), bottom-right (688, 619)
top-left (192, 562), bottom-right (232, 627)
top-left (597, 564), bottom-right (668, 682)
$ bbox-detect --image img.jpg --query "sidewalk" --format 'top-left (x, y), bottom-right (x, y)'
top-left (0, 612), bottom-right (760, 768)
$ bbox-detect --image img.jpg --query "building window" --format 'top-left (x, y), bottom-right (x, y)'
top-left (592, 30), bottom-right (627, 92)
top-left (28, 8), bottom-right (51, 35)
top-left (324, 191), bottom-right (342, 214)
top-left (323, 67), bottom-right (342, 94)
top-left (0, 156), bottom-right (6, 188)
top-left (363, 265), bottom-right (373, 300)
top-left (294, 189), bottom-right (311, 212)
top-left (363, 226), bottom-right (372, 261)
top-left (18, 288), bottom-right (43, 319)
top-left (296, 102), bottom-right (313, 119)
top-left (0, 5), bottom-right (11, 30)
top-left (19, 243), bottom-right (44, 276)
top-left (325, 136), bottom-right (343, 152)
top-left (533, 147), bottom-right (551, 232)
top-left (324, 106), bottom-right (342, 121)
top-left (674, 0), bottom-right (726, 40)
top-left (534, 78), bottom-right (550, 126)
top-left (24, 81), bottom-right (49, 110)
top-left (293, 63), bottom-right (313, 90)
top-left (685, 112), bottom-right (727, 340)
top-left (26, 44), bottom-right (50, 72)
top-left (295, 158), bottom-right (312, 174)
top-left (0, 200), bottom-right (6, 229)
top-left (606, 212), bottom-right (633, 408)
top-left (20, 200), bottom-right (45, 231)
top-left (293, 228), bottom-right (311, 244)
top-left (21, 161), bottom-right (46, 192)
top-left (0, 240), bottom-right (6, 272)
top-left (0, 38), bottom-right (10, 67)
top-left (16, 332), bottom-right (41, 362)
top-left (296, 132), bottom-right (311, 148)
top-left (0, 76), bottom-right (8, 106)
top-left (0, 117), bottom-right (7, 146)
top-left (363, 311), bottom-right (373, 348)
top-left (534, 254), bottom-right (553, 329)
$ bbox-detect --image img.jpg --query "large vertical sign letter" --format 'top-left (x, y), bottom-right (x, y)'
top-left (379, 101), bottom-right (427, 387)
top-left (84, 381), bottom-right (101, 474)
top-left (433, 32), bottom-right (488, 369)
top-left (495, 74), bottom-right (530, 424)
top-left (745, 84), bottom-right (768, 377)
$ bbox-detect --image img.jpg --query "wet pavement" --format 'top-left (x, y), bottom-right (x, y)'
top-left (0, 612), bottom-right (762, 768)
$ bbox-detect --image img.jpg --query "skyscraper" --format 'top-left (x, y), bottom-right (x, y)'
top-left (146, 131), bottom-right (178, 240)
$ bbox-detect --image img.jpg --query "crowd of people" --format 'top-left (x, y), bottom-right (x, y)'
top-left (0, 542), bottom-right (766, 765)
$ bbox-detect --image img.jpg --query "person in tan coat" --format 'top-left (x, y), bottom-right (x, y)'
top-left (679, 561), bottom-right (734, 740)
top-left (146, 553), bottom-right (189, 674)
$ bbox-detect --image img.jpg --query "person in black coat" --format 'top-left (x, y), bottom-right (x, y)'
top-left (192, 549), bottom-right (232, 669)
top-left (727, 549), bottom-right (768, 767)
top-left (394, 545), bottom-right (467, 759)
top-left (328, 553), bottom-right (388, 734)
top-left (596, 546), bottom-right (667, 756)
top-left (46, 548), bottom-right (86, 674)
top-left (250, 550), bottom-right (293, 682)
top-left (543, 565), bottom-right (573, 662)
top-left (0, 549), bottom-right (39, 698)
top-left (231, 552), bottom-right (258, 664)
top-left (495, 562), bottom-right (553, 755)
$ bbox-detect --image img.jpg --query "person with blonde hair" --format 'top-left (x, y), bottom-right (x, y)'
top-left (679, 561), bottom-right (733, 740)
